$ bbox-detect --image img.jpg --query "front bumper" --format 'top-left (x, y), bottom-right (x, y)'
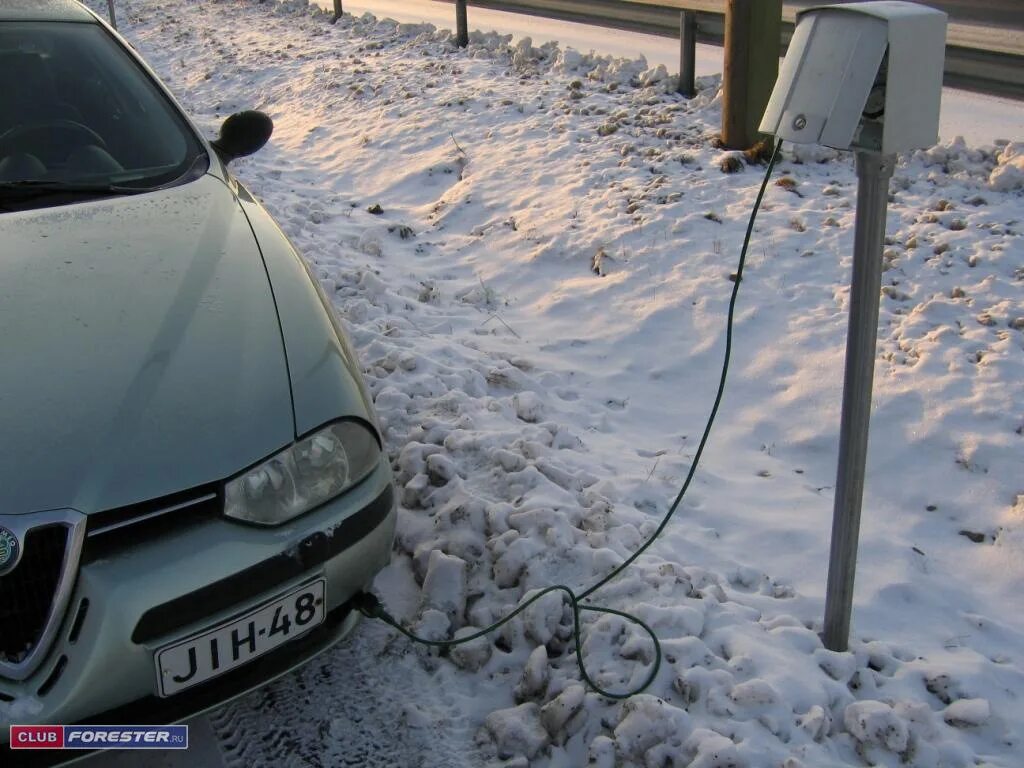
top-left (0, 462), bottom-right (396, 748)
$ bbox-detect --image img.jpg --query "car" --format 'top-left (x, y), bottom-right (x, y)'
top-left (0, 0), bottom-right (396, 756)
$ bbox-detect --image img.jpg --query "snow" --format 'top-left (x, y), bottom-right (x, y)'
top-left (420, 548), bottom-right (469, 626)
top-left (86, 0), bottom-right (1023, 765)
top-left (483, 702), bottom-right (550, 760)
top-left (943, 697), bottom-right (992, 728)
top-left (843, 700), bottom-right (909, 754)
top-left (989, 141), bottom-right (1024, 192)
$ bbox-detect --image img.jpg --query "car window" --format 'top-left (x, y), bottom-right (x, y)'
top-left (0, 20), bottom-right (208, 201)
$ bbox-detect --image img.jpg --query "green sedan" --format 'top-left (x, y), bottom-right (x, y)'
top-left (0, 0), bottom-right (395, 754)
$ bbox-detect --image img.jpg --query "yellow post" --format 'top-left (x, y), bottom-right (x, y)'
top-left (722, 0), bottom-right (782, 149)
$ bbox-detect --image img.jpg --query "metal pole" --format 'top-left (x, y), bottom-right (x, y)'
top-left (455, 0), bottom-right (469, 48)
top-left (678, 11), bottom-right (696, 97)
top-left (331, 0), bottom-right (342, 24)
top-left (823, 151), bottom-right (895, 652)
top-left (106, 0), bottom-right (117, 30)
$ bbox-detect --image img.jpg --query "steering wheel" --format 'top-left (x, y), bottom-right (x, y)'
top-left (0, 119), bottom-right (107, 165)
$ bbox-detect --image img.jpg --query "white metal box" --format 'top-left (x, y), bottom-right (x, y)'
top-left (759, 2), bottom-right (947, 154)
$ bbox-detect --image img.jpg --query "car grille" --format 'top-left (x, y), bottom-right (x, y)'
top-left (83, 488), bottom-right (221, 562)
top-left (0, 525), bottom-right (69, 665)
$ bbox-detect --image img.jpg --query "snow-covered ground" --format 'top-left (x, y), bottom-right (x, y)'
top-left (89, 1), bottom-right (1022, 765)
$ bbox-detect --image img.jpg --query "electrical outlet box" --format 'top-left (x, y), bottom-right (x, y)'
top-left (759, 2), bottom-right (947, 154)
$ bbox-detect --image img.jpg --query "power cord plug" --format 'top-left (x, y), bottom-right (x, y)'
top-left (352, 591), bottom-right (385, 619)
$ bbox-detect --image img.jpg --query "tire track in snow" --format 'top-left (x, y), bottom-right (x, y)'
top-left (209, 621), bottom-right (483, 768)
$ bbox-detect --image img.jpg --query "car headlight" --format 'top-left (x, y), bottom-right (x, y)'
top-left (224, 421), bottom-right (380, 525)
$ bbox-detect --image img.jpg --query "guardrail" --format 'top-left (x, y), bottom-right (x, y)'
top-left (445, 0), bottom-right (1023, 99)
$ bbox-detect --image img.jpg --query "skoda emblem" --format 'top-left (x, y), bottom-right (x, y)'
top-left (0, 527), bottom-right (20, 576)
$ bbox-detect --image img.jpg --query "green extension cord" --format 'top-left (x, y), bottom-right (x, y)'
top-left (355, 141), bottom-right (783, 700)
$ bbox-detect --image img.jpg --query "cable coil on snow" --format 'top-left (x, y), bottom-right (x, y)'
top-left (356, 142), bottom-right (783, 699)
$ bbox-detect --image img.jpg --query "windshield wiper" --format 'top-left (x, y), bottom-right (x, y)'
top-left (0, 181), bottom-right (153, 212)
top-left (0, 180), bottom-right (150, 199)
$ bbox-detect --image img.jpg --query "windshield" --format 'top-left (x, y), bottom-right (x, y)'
top-left (0, 20), bottom-right (208, 210)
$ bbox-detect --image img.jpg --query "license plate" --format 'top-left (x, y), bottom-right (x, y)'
top-left (155, 580), bottom-right (325, 697)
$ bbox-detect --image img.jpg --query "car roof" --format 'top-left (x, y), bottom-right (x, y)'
top-left (0, 0), bottom-right (97, 22)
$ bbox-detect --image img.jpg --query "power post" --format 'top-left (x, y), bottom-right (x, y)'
top-left (759, 2), bottom-right (947, 652)
top-left (722, 0), bottom-right (782, 149)
top-left (822, 150), bottom-right (894, 650)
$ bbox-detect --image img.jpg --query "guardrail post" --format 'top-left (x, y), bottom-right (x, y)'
top-left (722, 0), bottom-right (781, 149)
top-left (106, 0), bottom-right (117, 29)
top-left (678, 11), bottom-right (696, 97)
top-left (456, 0), bottom-right (469, 48)
top-left (331, 0), bottom-right (342, 23)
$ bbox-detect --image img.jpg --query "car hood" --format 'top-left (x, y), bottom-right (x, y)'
top-left (0, 175), bottom-right (295, 515)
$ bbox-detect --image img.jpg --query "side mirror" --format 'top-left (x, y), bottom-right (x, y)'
top-left (211, 110), bottom-right (273, 163)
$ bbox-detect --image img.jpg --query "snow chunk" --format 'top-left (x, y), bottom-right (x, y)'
top-left (924, 672), bottom-right (962, 705)
top-left (374, 386), bottom-right (411, 413)
top-left (357, 231), bottom-right (384, 257)
top-left (513, 391), bottom-right (544, 423)
top-left (685, 728), bottom-right (745, 768)
top-left (674, 666), bottom-right (734, 709)
top-left (843, 700), bottom-right (909, 753)
top-left (493, 535), bottom-right (546, 589)
top-left (943, 698), bottom-right (991, 728)
top-left (420, 549), bottom-right (468, 627)
top-left (988, 141), bottom-right (1024, 190)
top-left (989, 155), bottom-right (1024, 191)
top-left (483, 703), bottom-right (550, 760)
top-left (516, 645), bottom-right (549, 701)
top-left (813, 648), bottom-right (857, 683)
top-left (449, 626), bottom-right (492, 672)
top-left (411, 608), bottom-right (451, 643)
top-left (555, 47), bottom-right (584, 72)
top-left (636, 602), bottom-right (705, 638)
top-left (540, 684), bottom-right (585, 741)
top-left (587, 735), bottom-right (616, 768)
top-left (613, 695), bottom-right (691, 759)
top-left (639, 64), bottom-right (668, 87)
top-left (786, 142), bottom-right (839, 164)
top-left (1000, 141), bottom-right (1024, 162)
top-left (728, 678), bottom-right (778, 711)
top-left (426, 452), bottom-right (458, 485)
top-left (796, 705), bottom-right (832, 742)
top-left (522, 588), bottom-right (566, 646)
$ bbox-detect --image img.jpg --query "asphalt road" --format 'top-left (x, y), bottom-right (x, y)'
top-left (444, 0), bottom-right (1022, 92)
top-left (787, 0), bottom-right (1024, 29)
top-left (447, 0), bottom-right (1023, 56)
